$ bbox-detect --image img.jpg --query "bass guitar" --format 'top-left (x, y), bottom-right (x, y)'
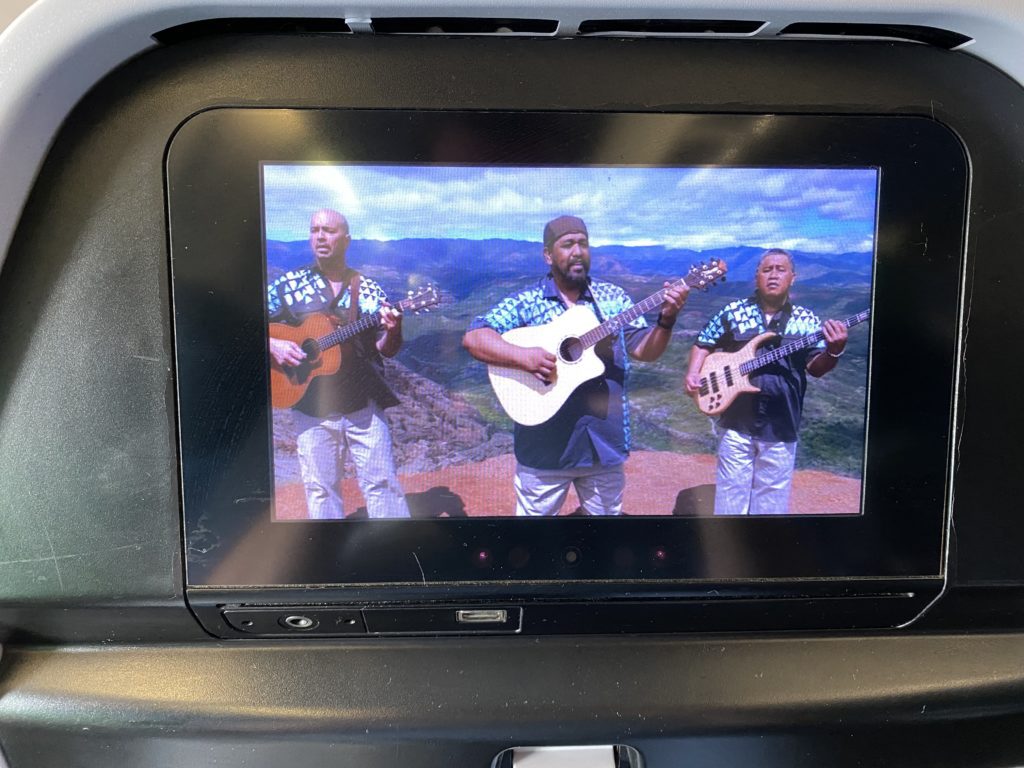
top-left (487, 261), bottom-right (727, 426)
top-left (693, 308), bottom-right (869, 416)
top-left (269, 284), bottom-right (439, 409)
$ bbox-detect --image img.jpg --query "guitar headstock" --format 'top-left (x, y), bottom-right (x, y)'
top-left (398, 284), bottom-right (442, 315)
top-left (685, 258), bottom-right (728, 290)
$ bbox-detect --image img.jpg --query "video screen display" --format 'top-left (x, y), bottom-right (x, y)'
top-left (263, 164), bottom-right (877, 521)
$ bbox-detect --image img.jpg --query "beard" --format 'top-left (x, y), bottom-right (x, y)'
top-left (552, 261), bottom-right (589, 289)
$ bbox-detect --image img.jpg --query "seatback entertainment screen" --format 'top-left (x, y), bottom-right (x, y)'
top-left (171, 109), bottom-right (961, 593)
top-left (263, 164), bottom-right (876, 521)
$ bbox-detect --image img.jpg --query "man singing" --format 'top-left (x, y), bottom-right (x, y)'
top-left (267, 208), bottom-right (410, 519)
top-left (684, 248), bottom-right (847, 515)
top-left (463, 215), bottom-right (688, 516)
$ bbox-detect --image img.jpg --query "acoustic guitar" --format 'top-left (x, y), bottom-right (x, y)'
top-left (269, 285), bottom-right (439, 409)
top-left (487, 261), bottom-right (727, 426)
top-left (693, 308), bottom-right (870, 416)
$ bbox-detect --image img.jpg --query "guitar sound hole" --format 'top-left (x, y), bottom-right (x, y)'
top-left (559, 337), bottom-right (583, 363)
top-left (301, 339), bottom-right (321, 362)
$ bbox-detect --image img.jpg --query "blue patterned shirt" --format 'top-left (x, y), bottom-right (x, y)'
top-left (469, 275), bottom-right (649, 470)
top-left (267, 267), bottom-right (388, 320)
top-left (697, 294), bottom-right (824, 442)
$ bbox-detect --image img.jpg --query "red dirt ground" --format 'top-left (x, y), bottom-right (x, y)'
top-left (274, 451), bottom-right (860, 519)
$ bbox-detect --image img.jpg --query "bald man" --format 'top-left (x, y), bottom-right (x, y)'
top-left (267, 209), bottom-right (409, 519)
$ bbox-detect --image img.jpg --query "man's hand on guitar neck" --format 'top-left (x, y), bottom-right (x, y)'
top-left (659, 279), bottom-right (689, 321)
top-left (379, 305), bottom-right (402, 332)
top-left (376, 305), bottom-right (403, 358)
top-left (631, 280), bottom-right (690, 362)
top-left (269, 337), bottom-right (306, 368)
top-left (807, 318), bottom-right (848, 377)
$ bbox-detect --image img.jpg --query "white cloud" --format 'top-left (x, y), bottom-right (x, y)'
top-left (744, 219), bottom-right (781, 237)
top-left (756, 173), bottom-right (789, 198)
top-left (853, 236), bottom-right (876, 252)
top-left (614, 238), bottom-right (666, 248)
top-left (662, 231), bottom-right (741, 250)
top-left (674, 168), bottom-right (717, 190)
top-left (772, 237), bottom-right (822, 252)
top-left (801, 186), bottom-right (851, 203)
top-left (262, 165), bottom-right (878, 253)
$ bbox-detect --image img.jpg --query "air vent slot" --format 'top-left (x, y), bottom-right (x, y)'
top-left (578, 19), bottom-right (764, 35)
top-left (371, 17), bottom-right (557, 35)
top-left (777, 23), bottom-right (972, 49)
top-left (153, 18), bottom-right (351, 44)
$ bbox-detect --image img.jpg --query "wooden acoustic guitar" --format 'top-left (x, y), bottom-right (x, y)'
top-left (693, 308), bottom-right (870, 416)
top-left (269, 285), bottom-right (439, 409)
top-left (487, 261), bottom-right (727, 426)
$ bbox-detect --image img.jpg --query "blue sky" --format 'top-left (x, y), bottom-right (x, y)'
top-left (263, 164), bottom-right (878, 254)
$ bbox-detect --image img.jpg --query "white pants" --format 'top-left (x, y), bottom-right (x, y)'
top-left (514, 463), bottom-right (625, 517)
top-left (715, 429), bottom-right (798, 516)
top-left (294, 402), bottom-right (409, 519)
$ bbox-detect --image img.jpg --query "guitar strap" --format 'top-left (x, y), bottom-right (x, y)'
top-left (347, 271), bottom-right (361, 323)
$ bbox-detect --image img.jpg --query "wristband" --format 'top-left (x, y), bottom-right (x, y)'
top-left (826, 347), bottom-right (845, 359)
top-left (656, 312), bottom-right (676, 330)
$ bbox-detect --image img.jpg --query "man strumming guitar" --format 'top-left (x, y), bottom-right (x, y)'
top-left (684, 248), bottom-right (848, 516)
top-left (462, 215), bottom-right (689, 517)
top-left (267, 208), bottom-right (410, 519)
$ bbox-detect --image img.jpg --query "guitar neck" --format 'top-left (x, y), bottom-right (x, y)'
top-left (316, 312), bottom-right (382, 352)
top-left (578, 275), bottom-right (694, 349)
top-left (314, 297), bottom-right (411, 351)
top-left (739, 309), bottom-right (871, 375)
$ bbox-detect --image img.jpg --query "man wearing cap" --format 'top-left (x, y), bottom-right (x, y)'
top-left (462, 215), bottom-right (689, 516)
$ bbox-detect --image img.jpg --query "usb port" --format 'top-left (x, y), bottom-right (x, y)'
top-left (456, 609), bottom-right (508, 624)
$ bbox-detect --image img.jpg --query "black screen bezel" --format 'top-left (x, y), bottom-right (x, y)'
top-left (168, 109), bottom-right (965, 589)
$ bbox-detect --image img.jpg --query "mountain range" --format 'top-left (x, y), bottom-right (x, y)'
top-left (266, 238), bottom-right (873, 297)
